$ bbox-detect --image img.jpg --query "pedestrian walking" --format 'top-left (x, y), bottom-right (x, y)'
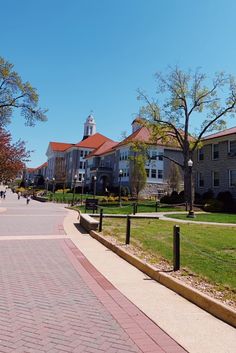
top-left (26, 195), bottom-right (30, 205)
top-left (3, 191), bottom-right (6, 199)
top-left (18, 191), bottom-right (21, 200)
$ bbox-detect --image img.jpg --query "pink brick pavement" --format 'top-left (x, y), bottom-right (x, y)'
top-left (0, 238), bottom-right (187, 353)
top-left (0, 192), bottom-right (187, 352)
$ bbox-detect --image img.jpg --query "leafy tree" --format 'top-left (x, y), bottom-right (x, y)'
top-left (0, 127), bottom-right (30, 180)
top-left (138, 67), bottom-right (236, 203)
top-left (129, 141), bottom-right (147, 199)
top-left (168, 162), bottom-right (182, 193)
top-left (0, 56), bottom-right (47, 126)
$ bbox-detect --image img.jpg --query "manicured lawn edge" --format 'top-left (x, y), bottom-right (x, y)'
top-left (90, 229), bottom-right (236, 328)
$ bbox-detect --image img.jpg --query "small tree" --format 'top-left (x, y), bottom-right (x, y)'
top-left (129, 141), bottom-right (147, 199)
top-left (168, 162), bottom-right (182, 193)
top-left (138, 67), bottom-right (236, 203)
top-left (0, 56), bottom-right (47, 126)
top-left (0, 127), bottom-right (30, 180)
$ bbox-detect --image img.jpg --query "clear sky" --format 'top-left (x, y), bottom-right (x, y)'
top-left (2, 0), bottom-right (236, 167)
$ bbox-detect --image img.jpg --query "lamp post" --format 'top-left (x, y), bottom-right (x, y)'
top-left (72, 174), bottom-right (77, 206)
top-left (52, 177), bottom-right (55, 194)
top-left (187, 159), bottom-right (195, 218)
top-left (93, 176), bottom-right (97, 199)
top-left (46, 177), bottom-right (49, 193)
top-left (81, 177), bottom-right (84, 204)
top-left (119, 169), bottom-right (123, 207)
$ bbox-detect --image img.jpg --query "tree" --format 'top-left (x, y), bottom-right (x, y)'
top-left (0, 127), bottom-right (30, 180)
top-left (129, 141), bottom-right (147, 199)
top-left (0, 56), bottom-right (47, 126)
top-left (138, 67), bottom-right (236, 203)
top-left (168, 162), bottom-right (182, 193)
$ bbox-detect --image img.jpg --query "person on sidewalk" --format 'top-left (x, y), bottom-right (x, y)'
top-left (26, 195), bottom-right (30, 205)
top-left (18, 191), bottom-right (21, 200)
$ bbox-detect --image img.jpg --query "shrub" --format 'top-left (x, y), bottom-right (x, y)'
top-left (216, 191), bottom-right (235, 212)
top-left (203, 199), bottom-right (223, 212)
top-left (202, 189), bottom-right (214, 201)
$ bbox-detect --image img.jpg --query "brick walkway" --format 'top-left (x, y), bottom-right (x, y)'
top-left (0, 192), bottom-right (187, 352)
top-left (0, 238), bottom-right (187, 353)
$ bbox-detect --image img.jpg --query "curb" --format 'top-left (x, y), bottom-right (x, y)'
top-left (90, 229), bottom-right (236, 328)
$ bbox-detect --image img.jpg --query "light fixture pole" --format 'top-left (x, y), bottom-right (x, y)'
top-left (46, 177), bottom-right (49, 193)
top-left (119, 169), bottom-right (123, 207)
top-left (52, 177), bottom-right (55, 194)
top-left (93, 176), bottom-right (97, 199)
top-left (72, 174), bottom-right (77, 206)
top-left (81, 177), bottom-right (84, 204)
top-left (187, 159), bottom-right (195, 218)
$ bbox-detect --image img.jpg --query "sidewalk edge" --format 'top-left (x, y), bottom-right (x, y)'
top-left (90, 229), bottom-right (236, 328)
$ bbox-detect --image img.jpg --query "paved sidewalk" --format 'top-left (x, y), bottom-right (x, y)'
top-left (0, 191), bottom-right (186, 353)
top-left (64, 210), bottom-right (236, 353)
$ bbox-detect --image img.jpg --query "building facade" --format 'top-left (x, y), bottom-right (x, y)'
top-left (194, 127), bottom-right (236, 199)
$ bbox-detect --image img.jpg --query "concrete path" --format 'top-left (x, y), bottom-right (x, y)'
top-left (137, 211), bottom-right (236, 226)
top-left (0, 190), bottom-right (187, 353)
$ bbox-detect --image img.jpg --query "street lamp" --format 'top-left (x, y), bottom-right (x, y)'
top-left (81, 177), bottom-right (84, 204)
top-left (119, 169), bottom-right (123, 207)
top-left (93, 176), bottom-right (97, 199)
top-left (46, 177), bottom-right (49, 193)
top-left (187, 159), bottom-right (195, 218)
top-left (52, 177), bottom-right (55, 194)
top-left (72, 174), bottom-right (77, 206)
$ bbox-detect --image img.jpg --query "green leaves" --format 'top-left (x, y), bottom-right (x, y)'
top-left (0, 56), bottom-right (47, 126)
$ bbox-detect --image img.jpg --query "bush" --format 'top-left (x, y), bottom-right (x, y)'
top-left (160, 191), bottom-right (183, 204)
top-left (216, 191), bottom-right (235, 212)
top-left (203, 199), bottom-right (224, 212)
top-left (202, 189), bottom-right (214, 202)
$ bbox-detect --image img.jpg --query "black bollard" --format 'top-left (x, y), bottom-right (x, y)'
top-left (125, 215), bottom-right (131, 244)
top-left (173, 225), bottom-right (180, 271)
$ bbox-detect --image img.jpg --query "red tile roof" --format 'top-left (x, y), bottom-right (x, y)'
top-left (36, 162), bottom-right (48, 169)
top-left (116, 126), bottom-right (180, 148)
top-left (76, 133), bottom-right (113, 149)
top-left (203, 127), bottom-right (236, 140)
top-left (86, 141), bottom-right (118, 158)
top-left (27, 168), bottom-right (36, 173)
top-left (50, 142), bottom-right (75, 152)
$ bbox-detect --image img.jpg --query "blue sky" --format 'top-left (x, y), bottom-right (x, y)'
top-left (2, 0), bottom-right (236, 167)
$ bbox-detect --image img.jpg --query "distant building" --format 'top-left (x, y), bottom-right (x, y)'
top-left (194, 126), bottom-right (236, 198)
top-left (85, 118), bottom-right (183, 197)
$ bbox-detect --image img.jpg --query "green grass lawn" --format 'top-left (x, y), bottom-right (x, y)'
top-left (75, 202), bottom-right (183, 214)
top-left (102, 218), bottom-right (236, 297)
top-left (164, 213), bottom-right (236, 223)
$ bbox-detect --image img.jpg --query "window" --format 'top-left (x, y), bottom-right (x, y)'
top-left (79, 161), bottom-right (84, 169)
top-left (151, 169), bottom-right (156, 178)
top-left (229, 170), bottom-right (236, 187)
top-left (146, 169), bottom-right (149, 177)
top-left (158, 170), bottom-right (163, 179)
top-left (198, 148), bottom-right (204, 161)
top-left (151, 150), bottom-right (157, 159)
top-left (212, 171), bottom-right (220, 187)
top-left (80, 150), bottom-right (84, 157)
top-left (228, 140), bottom-right (236, 155)
top-left (198, 172), bottom-right (204, 187)
top-left (158, 154), bottom-right (163, 161)
top-left (212, 144), bottom-right (219, 160)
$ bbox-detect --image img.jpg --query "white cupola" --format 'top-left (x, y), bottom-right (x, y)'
top-left (83, 114), bottom-right (96, 139)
